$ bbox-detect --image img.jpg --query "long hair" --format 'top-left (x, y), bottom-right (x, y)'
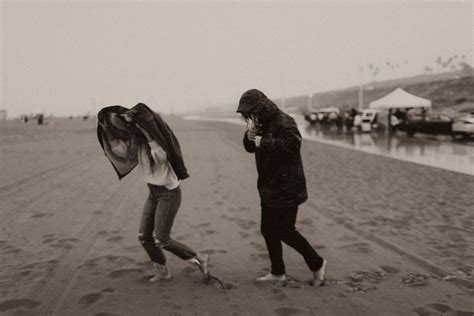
top-left (105, 114), bottom-right (159, 172)
top-left (238, 89), bottom-right (279, 131)
top-left (105, 117), bottom-right (140, 162)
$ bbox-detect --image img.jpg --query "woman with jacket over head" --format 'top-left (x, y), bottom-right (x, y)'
top-left (97, 103), bottom-right (209, 282)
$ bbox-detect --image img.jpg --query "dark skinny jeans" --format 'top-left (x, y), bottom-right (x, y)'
top-left (261, 205), bottom-right (324, 276)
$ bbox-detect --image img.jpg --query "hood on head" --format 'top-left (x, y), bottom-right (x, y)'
top-left (237, 89), bottom-right (268, 114)
top-left (236, 89), bottom-right (279, 124)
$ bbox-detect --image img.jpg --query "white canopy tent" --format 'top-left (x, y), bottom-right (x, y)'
top-left (369, 88), bottom-right (431, 109)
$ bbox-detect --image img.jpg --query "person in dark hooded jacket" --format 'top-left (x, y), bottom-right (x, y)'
top-left (237, 89), bottom-right (327, 286)
top-left (97, 103), bottom-right (209, 282)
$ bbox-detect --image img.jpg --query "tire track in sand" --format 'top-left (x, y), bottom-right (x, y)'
top-left (25, 176), bottom-right (141, 315)
top-left (0, 145), bottom-right (100, 196)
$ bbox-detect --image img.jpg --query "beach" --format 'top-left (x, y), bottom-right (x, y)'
top-left (0, 117), bottom-right (473, 316)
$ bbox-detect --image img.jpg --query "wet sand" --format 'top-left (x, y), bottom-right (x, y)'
top-left (0, 118), bottom-right (473, 315)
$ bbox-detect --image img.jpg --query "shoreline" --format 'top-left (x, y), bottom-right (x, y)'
top-left (183, 114), bottom-right (474, 176)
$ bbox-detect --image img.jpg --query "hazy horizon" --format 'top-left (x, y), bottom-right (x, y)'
top-left (1, 1), bottom-right (472, 117)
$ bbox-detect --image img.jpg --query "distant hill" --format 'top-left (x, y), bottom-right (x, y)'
top-left (286, 69), bottom-right (474, 115)
top-left (200, 68), bottom-right (474, 117)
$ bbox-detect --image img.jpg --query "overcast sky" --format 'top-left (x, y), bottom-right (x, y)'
top-left (1, 1), bottom-right (472, 117)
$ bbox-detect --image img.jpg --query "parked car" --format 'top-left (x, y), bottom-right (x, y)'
top-left (360, 109), bottom-right (379, 133)
top-left (304, 107), bottom-right (340, 125)
top-left (399, 114), bottom-right (452, 136)
top-left (452, 113), bottom-right (474, 138)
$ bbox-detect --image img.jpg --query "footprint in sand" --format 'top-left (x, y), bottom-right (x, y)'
top-left (107, 236), bottom-right (124, 242)
top-left (31, 212), bottom-right (54, 218)
top-left (166, 302), bottom-right (184, 311)
top-left (22, 259), bottom-right (58, 270)
top-left (414, 303), bottom-right (473, 316)
top-left (220, 214), bottom-right (233, 221)
top-left (108, 268), bottom-right (143, 278)
top-left (250, 253), bottom-right (268, 261)
top-left (228, 207), bottom-right (238, 213)
top-left (337, 235), bottom-right (354, 242)
top-left (274, 307), bottom-right (313, 316)
top-left (192, 222), bottom-right (211, 228)
top-left (136, 261), bottom-right (154, 269)
top-left (59, 237), bottom-right (80, 243)
top-left (42, 237), bottom-right (56, 244)
top-left (239, 232), bottom-right (251, 238)
top-left (337, 242), bottom-right (372, 254)
top-left (271, 289), bottom-right (289, 302)
top-left (200, 249), bottom-right (228, 255)
top-left (238, 219), bottom-right (258, 230)
top-left (250, 242), bottom-right (267, 251)
top-left (379, 265), bottom-right (400, 274)
top-left (49, 241), bottom-right (75, 250)
top-left (123, 245), bottom-right (142, 253)
top-left (0, 299), bottom-right (41, 312)
top-left (101, 288), bottom-right (115, 293)
top-left (180, 266), bottom-right (196, 275)
top-left (176, 233), bottom-right (192, 241)
top-left (230, 304), bottom-right (240, 310)
top-left (82, 255), bottom-right (135, 269)
top-left (2, 245), bottom-right (22, 255)
top-left (299, 218), bottom-right (313, 226)
top-left (79, 292), bottom-right (103, 306)
top-left (17, 270), bottom-right (35, 277)
top-left (348, 270), bottom-right (387, 284)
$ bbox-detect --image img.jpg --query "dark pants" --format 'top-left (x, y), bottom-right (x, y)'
top-left (261, 205), bottom-right (324, 276)
top-left (138, 184), bottom-right (196, 265)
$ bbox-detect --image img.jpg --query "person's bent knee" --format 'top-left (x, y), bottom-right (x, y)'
top-left (261, 226), bottom-right (278, 239)
top-left (280, 230), bottom-right (293, 241)
top-left (138, 233), bottom-right (154, 245)
top-left (154, 237), bottom-right (171, 248)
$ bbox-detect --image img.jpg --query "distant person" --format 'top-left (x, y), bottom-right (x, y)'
top-left (390, 114), bottom-right (400, 131)
top-left (343, 112), bottom-right (353, 130)
top-left (37, 113), bottom-right (44, 125)
top-left (236, 89), bottom-right (327, 286)
top-left (353, 113), bottom-right (362, 130)
top-left (97, 103), bottom-right (209, 282)
top-left (394, 109), bottom-right (405, 122)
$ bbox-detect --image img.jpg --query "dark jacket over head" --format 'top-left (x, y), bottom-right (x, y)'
top-left (237, 90), bottom-right (308, 208)
top-left (97, 103), bottom-right (190, 180)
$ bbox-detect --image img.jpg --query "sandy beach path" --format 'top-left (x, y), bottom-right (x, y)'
top-left (0, 118), bottom-right (472, 315)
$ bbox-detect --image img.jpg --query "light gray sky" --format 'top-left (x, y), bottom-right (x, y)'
top-left (1, 1), bottom-right (472, 117)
